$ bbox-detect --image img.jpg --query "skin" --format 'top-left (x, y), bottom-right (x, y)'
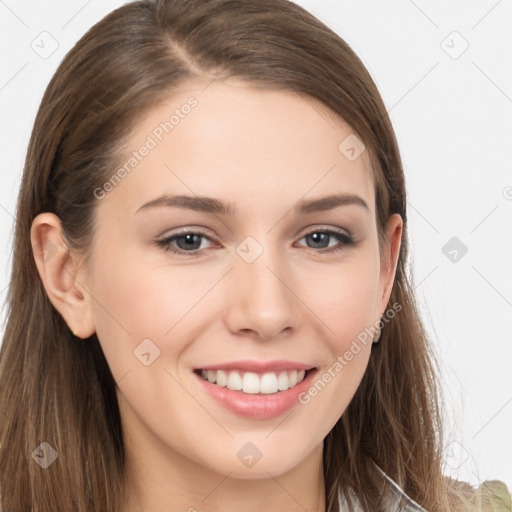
top-left (31, 77), bottom-right (402, 512)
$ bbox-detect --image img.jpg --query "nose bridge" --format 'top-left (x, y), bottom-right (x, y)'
top-left (226, 233), bottom-right (298, 339)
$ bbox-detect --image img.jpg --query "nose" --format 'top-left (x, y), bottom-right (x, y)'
top-left (224, 243), bottom-right (300, 341)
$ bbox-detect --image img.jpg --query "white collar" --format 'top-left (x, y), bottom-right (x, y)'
top-left (338, 463), bottom-right (429, 511)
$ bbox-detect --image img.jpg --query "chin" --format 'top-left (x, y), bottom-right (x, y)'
top-left (196, 441), bottom-right (309, 480)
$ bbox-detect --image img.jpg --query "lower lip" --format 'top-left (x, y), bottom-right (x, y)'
top-left (193, 369), bottom-right (317, 420)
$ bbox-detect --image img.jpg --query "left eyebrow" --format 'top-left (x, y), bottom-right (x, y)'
top-left (134, 193), bottom-right (369, 216)
top-left (294, 194), bottom-right (369, 214)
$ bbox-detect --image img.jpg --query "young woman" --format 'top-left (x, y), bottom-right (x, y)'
top-left (0, 0), bottom-right (509, 511)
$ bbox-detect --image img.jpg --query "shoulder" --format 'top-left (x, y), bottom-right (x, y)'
top-left (444, 476), bottom-right (512, 512)
top-left (338, 467), bottom-right (512, 512)
top-left (338, 464), bottom-right (428, 512)
top-left (376, 466), bottom-right (428, 511)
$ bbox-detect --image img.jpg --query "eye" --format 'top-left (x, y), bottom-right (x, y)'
top-left (296, 228), bottom-right (355, 253)
top-left (155, 227), bottom-right (356, 257)
top-left (155, 230), bottom-right (217, 256)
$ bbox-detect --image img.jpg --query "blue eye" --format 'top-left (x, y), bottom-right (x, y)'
top-left (298, 229), bottom-right (355, 253)
top-left (155, 228), bottom-right (355, 256)
top-left (156, 231), bottom-right (215, 256)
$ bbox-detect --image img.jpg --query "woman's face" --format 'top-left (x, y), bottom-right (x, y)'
top-left (80, 78), bottom-right (402, 479)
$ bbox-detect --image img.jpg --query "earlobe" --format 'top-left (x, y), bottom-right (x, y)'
top-left (30, 212), bottom-right (96, 339)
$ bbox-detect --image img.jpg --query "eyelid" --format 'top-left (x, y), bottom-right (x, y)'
top-left (297, 224), bottom-right (353, 239)
top-left (155, 224), bottom-right (356, 256)
top-left (157, 224), bottom-right (353, 241)
top-left (295, 227), bottom-right (355, 253)
top-left (156, 226), bottom-right (218, 243)
top-left (154, 227), bottom-right (219, 256)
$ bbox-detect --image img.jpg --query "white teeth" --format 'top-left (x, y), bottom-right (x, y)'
top-left (260, 372), bottom-right (278, 394)
top-left (226, 371), bottom-right (242, 391)
top-left (199, 368), bottom-right (309, 394)
top-left (242, 372), bottom-right (260, 394)
top-left (277, 371), bottom-right (289, 391)
top-left (216, 370), bottom-right (228, 387)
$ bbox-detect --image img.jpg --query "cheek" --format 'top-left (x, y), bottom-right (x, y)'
top-left (293, 254), bottom-right (379, 421)
top-left (302, 252), bottom-right (381, 352)
top-left (87, 247), bottom-right (221, 377)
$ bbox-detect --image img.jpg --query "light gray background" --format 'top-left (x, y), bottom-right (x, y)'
top-left (1, 0), bottom-right (511, 489)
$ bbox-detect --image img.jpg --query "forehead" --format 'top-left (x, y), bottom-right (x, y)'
top-left (103, 78), bottom-right (375, 216)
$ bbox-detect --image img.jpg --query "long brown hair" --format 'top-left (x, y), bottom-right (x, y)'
top-left (0, 0), bottom-right (466, 510)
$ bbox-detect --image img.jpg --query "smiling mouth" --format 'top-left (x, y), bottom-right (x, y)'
top-left (194, 368), bottom-right (316, 395)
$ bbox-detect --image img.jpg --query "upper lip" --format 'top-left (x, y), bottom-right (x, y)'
top-left (196, 360), bottom-right (316, 373)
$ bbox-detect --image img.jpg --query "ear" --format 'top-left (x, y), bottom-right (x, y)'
top-left (377, 213), bottom-right (403, 315)
top-left (30, 212), bottom-right (96, 339)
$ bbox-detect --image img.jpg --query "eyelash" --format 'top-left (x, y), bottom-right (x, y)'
top-left (155, 228), bottom-right (356, 257)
